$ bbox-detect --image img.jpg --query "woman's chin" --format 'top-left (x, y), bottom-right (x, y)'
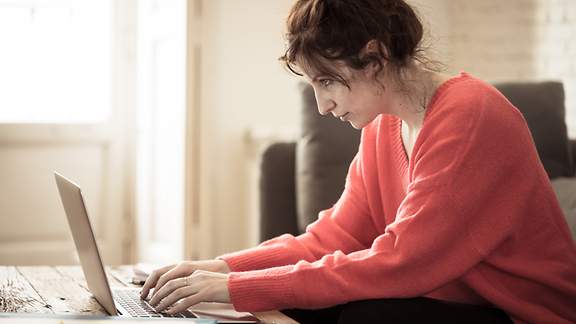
top-left (350, 122), bottom-right (362, 130)
top-left (350, 117), bottom-right (373, 130)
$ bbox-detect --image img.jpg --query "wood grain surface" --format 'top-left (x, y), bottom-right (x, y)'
top-left (0, 266), bottom-right (297, 324)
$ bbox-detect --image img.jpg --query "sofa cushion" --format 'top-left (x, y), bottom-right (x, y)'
top-left (260, 142), bottom-right (299, 241)
top-left (494, 82), bottom-right (573, 179)
top-left (296, 83), bottom-right (361, 232)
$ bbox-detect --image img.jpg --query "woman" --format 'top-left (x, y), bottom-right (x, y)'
top-left (141, 0), bottom-right (576, 323)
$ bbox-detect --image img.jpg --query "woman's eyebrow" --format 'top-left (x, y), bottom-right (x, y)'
top-left (311, 74), bottom-right (326, 82)
top-left (305, 74), bottom-right (320, 83)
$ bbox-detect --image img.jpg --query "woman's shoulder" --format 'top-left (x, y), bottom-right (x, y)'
top-left (432, 73), bottom-right (513, 109)
top-left (426, 72), bottom-right (527, 132)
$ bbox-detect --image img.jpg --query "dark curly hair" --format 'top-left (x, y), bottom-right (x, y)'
top-left (280, 0), bottom-right (437, 88)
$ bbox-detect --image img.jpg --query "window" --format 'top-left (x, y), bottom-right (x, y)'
top-left (135, 0), bottom-right (187, 263)
top-left (0, 0), bottom-right (111, 123)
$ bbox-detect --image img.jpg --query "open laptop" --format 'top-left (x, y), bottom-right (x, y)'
top-left (54, 172), bottom-right (259, 323)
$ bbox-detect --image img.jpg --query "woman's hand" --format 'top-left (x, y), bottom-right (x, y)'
top-left (148, 270), bottom-right (230, 314)
top-left (140, 259), bottom-right (231, 301)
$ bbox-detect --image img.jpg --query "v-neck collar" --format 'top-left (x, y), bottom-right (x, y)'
top-left (394, 72), bottom-right (470, 173)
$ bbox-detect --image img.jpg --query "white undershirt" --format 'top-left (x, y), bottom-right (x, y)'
top-left (401, 121), bottom-right (421, 161)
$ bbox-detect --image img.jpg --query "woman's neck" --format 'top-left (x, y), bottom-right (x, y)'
top-left (387, 66), bottom-right (451, 130)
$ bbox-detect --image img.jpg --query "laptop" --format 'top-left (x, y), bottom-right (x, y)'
top-left (54, 172), bottom-right (259, 323)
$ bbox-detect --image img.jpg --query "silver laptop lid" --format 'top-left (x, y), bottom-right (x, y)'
top-left (54, 172), bottom-right (118, 315)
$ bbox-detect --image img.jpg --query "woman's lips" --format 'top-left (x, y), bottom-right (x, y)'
top-left (339, 112), bottom-right (350, 121)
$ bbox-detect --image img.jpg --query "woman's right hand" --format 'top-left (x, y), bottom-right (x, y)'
top-left (140, 259), bottom-right (231, 300)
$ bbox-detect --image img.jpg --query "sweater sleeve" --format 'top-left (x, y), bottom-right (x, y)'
top-left (227, 92), bottom-right (534, 312)
top-left (218, 139), bottom-right (379, 272)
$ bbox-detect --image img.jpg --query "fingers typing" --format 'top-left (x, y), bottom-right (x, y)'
top-left (140, 264), bottom-right (175, 299)
top-left (150, 277), bottom-right (188, 306)
top-left (166, 293), bottom-right (206, 314)
top-left (154, 284), bottom-right (194, 312)
top-left (149, 265), bottom-right (189, 301)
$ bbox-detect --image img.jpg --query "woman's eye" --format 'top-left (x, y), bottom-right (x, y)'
top-left (320, 79), bottom-right (332, 87)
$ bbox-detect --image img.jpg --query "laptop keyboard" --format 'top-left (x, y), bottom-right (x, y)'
top-left (114, 289), bottom-right (196, 318)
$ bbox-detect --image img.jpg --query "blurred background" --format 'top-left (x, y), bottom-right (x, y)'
top-left (0, 0), bottom-right (574, 266)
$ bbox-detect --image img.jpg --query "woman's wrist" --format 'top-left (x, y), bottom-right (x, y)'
top-left (213, 259), bottom-right (231, 273)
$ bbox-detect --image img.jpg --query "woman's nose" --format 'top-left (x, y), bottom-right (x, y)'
top-left (316, 99), bottom-right (336, 116)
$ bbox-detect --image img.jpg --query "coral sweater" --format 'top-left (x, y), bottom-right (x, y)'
top-left (219, 73), bottom-right (576, 323)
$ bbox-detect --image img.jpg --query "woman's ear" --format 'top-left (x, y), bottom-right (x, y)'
top-left (360, 40), bottom-right (388, 77)
top-left (362, 40), bottom-right (380, 54)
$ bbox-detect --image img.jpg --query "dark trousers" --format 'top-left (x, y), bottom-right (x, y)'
top-left (282, 297), bottom-right (513, 324)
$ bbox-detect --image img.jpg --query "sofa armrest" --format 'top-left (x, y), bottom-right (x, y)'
top-left (550, 177), bottom-right (576, 240)
top-left (259, 142), bottom-right (299, 242)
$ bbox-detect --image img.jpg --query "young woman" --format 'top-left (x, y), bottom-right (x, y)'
top-left (141, 0), bottom-right (576, 323)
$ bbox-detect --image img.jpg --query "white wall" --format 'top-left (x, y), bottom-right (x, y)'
top-left (410, 0), bottom-right (452, 67)
top-left (535, 0), bottom-right (576, 137)
top-left (421, 0), bottom-right (576, 136)
top-left (198, 0), bottom-right (301, 257)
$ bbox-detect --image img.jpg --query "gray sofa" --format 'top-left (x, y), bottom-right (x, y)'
top-left (259, 81), bottom-right (576, 242)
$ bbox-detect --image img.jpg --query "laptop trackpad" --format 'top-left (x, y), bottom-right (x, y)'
top-left (189, 302), bottom-right (260, 323)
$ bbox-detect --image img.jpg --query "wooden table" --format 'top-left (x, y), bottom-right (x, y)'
top-left (0, 266), bottom-right (297, 323)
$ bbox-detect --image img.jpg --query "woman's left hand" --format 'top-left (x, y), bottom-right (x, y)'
top-left (147, 270), bottom-right (230, 314)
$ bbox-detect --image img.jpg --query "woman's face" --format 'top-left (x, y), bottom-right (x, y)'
top-left (304, 63), bottom-right (391, 129)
